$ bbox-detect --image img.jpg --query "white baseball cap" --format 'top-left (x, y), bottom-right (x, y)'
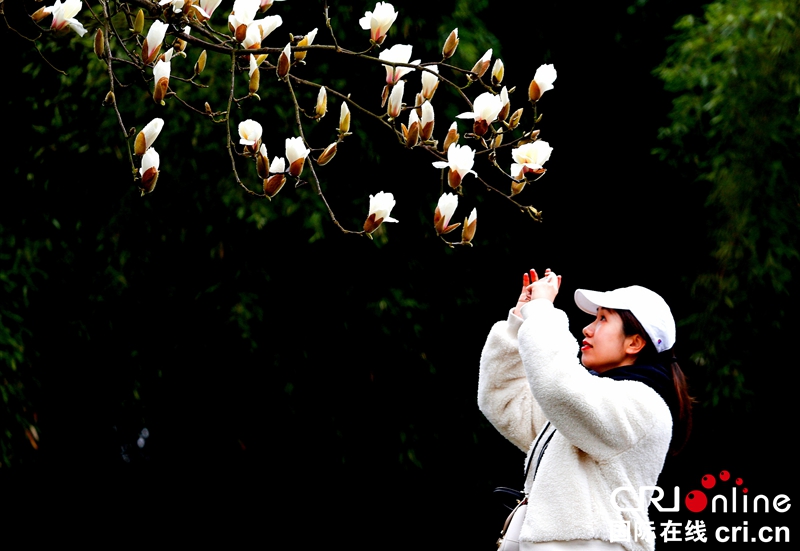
top-left (574, 285), bottom-right (676, 353)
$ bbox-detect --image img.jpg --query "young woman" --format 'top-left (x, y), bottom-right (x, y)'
top-left (478, 268), bottom-right (691, 551)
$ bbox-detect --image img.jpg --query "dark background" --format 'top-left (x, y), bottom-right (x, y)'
top-left (1, 0), bottom-right (796, 545)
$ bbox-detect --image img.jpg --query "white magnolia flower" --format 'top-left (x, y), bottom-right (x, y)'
top-left (457, 92), bottom-right (504, 124)
top-left (434, 192), bottom-right (459, 235)
top-left (379, 44), bottom-right (420, 85)
top-left (432, 143), bottom-right (476, 188)
top-left (387, 80), bottom-right (405, 119)
top-left (45, 0), bottom-right (87, 37)
top-left (249, 15), bottom-right (283, 43)
top-left (511, 140), bottom-right (553, 178)
top-left (194, 0), bottom-right (222, 20)
top-left (238, 119), bottom-right (263, 146)
top-left (140, 148), bottom-right (160, 176)
top-left (364, 191), bottom-right (398, 233)
top-left (359, 2), bottom-right (398, 44)
top-left (456, 91), bottom-right (503, 135)
top-left (143, 20), bottom-right (168, 64)
top-left (270, 156), bottom-right (286, 173)
top-left (135, 118), bottom-right (164, 156)
top-left (285, 136), bottom-right (310, 177)
top-left (158, 0), bottom-right (185, 14)
top-left (229, 0), bottom-right (260, 32)
top-left (420, 65), bottom-right (439, 101)
top-left (529, 64), bottom-right (557, 102)
top-left (285, 137), bottom-right (310, 164)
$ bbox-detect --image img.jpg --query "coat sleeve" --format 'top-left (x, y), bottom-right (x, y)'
top-left (478, 309), bottom-right (549, 453)
top-left (516, 299), bottom-right (668, 461)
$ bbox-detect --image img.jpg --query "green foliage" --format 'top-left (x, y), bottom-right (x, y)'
top-left (654, 0), bottom-right (800, 407)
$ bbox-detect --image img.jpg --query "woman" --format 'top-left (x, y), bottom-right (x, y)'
top-left (478, 268), bottom-right (691, 551)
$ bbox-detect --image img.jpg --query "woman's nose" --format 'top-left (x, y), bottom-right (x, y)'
top-left (583, 322), bottom-right (593, 337)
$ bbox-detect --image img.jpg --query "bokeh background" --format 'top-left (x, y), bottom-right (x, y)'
top-left (2, 0), bottom-right (797, 544)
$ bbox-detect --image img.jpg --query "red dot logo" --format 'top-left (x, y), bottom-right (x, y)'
top-left (701, 474), bottom-right (716, 489)
top-left (743, 488), bottom-right (748, 494)
top-left (735, 477), bottom-right (743, 485)
top-left (720, 470), bottom-right (730, 481)
top-left (685, 490), bottom-right (708, 513)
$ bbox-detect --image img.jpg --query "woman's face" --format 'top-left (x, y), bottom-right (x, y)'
top-left (580, 307), bottom-right (634, 373)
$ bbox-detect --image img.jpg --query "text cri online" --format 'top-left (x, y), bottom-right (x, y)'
top-left (611, 486), bottom-right (791, 543)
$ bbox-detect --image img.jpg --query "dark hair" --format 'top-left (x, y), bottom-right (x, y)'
top-left (615, 309), bottom-right (693, 456)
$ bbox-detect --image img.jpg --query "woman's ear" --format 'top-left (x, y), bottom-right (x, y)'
top-left (625, 334), bottom-right (647, 356)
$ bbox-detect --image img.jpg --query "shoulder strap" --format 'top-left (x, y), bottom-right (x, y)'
top-left (524, 421), bottom-right (556, 481)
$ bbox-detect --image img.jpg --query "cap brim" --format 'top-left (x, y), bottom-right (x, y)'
top-left (574, 289), bottom-right (604, 315)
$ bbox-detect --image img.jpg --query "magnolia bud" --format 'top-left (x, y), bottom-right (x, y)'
top-left (257, 145), bottom-right (270, 179)
top-left (461, 209), bottom-right (477, 244)
top-left (511, 179), bottom-right (525, 196)
top-left (140, 168), bottom-right (159, 195)
top-left (442, 28), bottom-right (459, 60)
top-left (235, 24), bottom-right (247, 43)
top-left (103, 91), bottom-right (115, 106)
top-left (339, 102), bottom-right (351, 136)
top-left (443, 123), bottom-right (459, 153)
top-left (508, 108), bottom-right (524, 130)
top-left (133, 9), bottom-right (144, 35)
top-left (195, 50), bottom-right (207, 75)
top-left (249, 66), bottom-right (260, 95)
top-left (153, 77), bottom-right (169, 105)
top-left (315, 87), bottom-right (327, 118)
top-left (205, 102), bottom-right (213, 115)
top-left (316, 143), bottom-right (337, 166)
top-left (31, 7), bottom-right (49, 22)
top-left (94, 29), bottom-right (105, 60)
top-left (469, 49), bottom-right (492, 82)
top-left (528, 80), bottom-right (542, 103)
top-left (491, 59), bottom-right (504, 86)
top-left (264, 174), bottom-right (287, 198)
top-left (276, 44), bottom-right (291, 80)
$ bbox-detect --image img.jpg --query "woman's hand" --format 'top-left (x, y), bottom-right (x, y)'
top-left (512, 268), bottom-right (562, 318)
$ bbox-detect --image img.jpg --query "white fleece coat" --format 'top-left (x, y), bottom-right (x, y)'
top-left (478, 300), bottom-right (672, 551)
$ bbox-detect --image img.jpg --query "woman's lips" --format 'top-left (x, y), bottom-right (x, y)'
top-left (581, 340), bottom-right (592, 351)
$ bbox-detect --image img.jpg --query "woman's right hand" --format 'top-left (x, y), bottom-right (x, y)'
top-left (512, 268), bottom-right (561, 318)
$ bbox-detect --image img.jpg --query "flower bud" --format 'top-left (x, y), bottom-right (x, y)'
top-left (511, 179), bottom-right (526, 196)
top-left (434, 193), bottom-right (460, 235)
top-left (387, 81), bottom-right (405, 120)
top-left (443, 122), bottom-right (459, 153)
top-left (528, 80), bottom-right (542, 103)
top-left (402, 110), bottom-right (420, 148)
top-left (103, 91), bottom-right (115, 106)
top-left (205, 102), bottom-right (213, 115)
top-left (339, 102), bottom-right (351, 135)
top-left (316, 143), bottom-right (337, 166)
top-left (264, 174), bottom-right (286, 198)
top-left (276, 43), bottom-right (291, 80)
top-left (420, 101), bottom-right (435, 141)
top-left (31, 7), bottom-right (49, 22)
top-left (195, 50), bottom-right (207, 75)
top-left (133, 9), bottom-right (144, 35)
top-left (508, 108), bottom-right (524, 130)
top-left (469, 49), bottom-right (492, 82)
top-left (491, 59), bottom-right (504, 86)
top-left (315, 87), bottom-right (327, 118)
top-left (295, 28), bottom-right (318, 61)
top-left (249, 65), bottom-right (260, 95)
top-left (153, 78), bottom-right (169, 104)
top-left (492, 134), bottom-right (503, 149)
top-left (442, 28), bottom-right (459, 60)
top-left (235, 24), bottom-right (248, 43)
top-left (94, 29), bottom-right (105, 60)
top-left (461, 208), bottom-right (477, 244)
top-left (257, 144), bottom-right (270, 179)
